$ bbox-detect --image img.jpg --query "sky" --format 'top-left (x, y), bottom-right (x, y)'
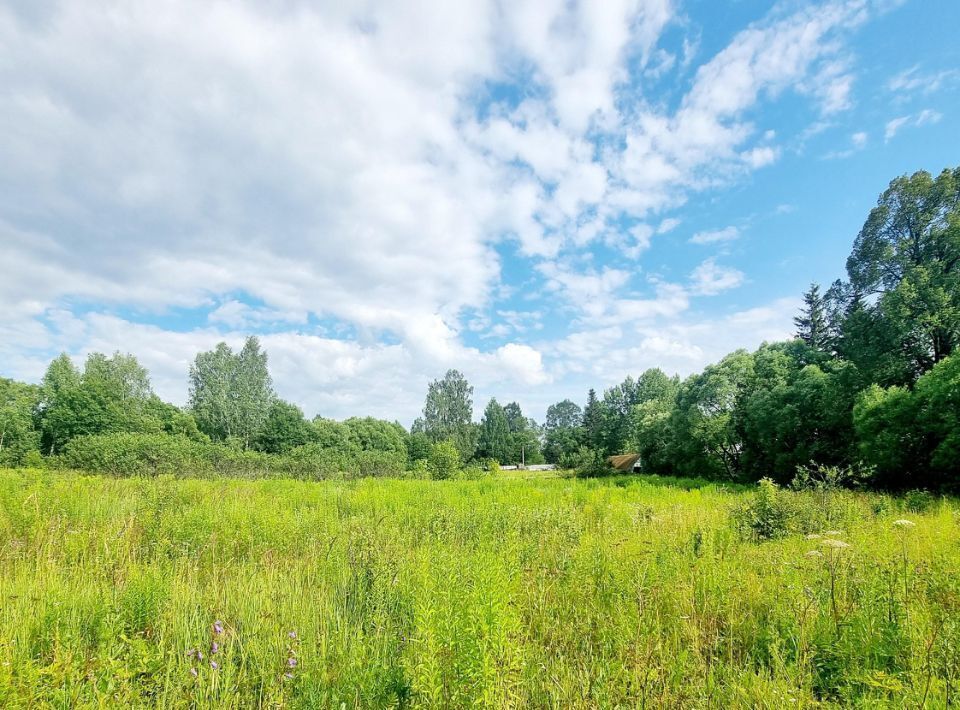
top-left (1, 0), bottom-right (958, 425)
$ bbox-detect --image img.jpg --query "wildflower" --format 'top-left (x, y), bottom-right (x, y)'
top-left (213, 620), bottom-right (224, 635)
top-left (823, 530), bottom-right (843, 537)
top-left (210, 641), bottom-right (219, 655)
top-left (287, 657), bottom-right (298, 668)
top-left (288, 630), bottom-right (298, 640)
top-left (186, 648), bottom-right (197, 658)
top-left (283, 673), bottom-right (294, 681)
top-left (210, 660), bottom-right (219, 670)
top-left (805, 550), bottom-right (823, 558)
top-left (189, 667), bottom-right (198, 678)
top-left (821, 538), bottom-right (851, 549)
top-left (805, 533), bottom-right (821, 540)
top-left (893, 519), bottom-right (916, 529)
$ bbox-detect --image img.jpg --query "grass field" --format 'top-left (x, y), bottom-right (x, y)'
top-left (1, 469), bottom-right (958, 708)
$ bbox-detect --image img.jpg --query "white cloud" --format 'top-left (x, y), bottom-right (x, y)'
top-left (0, 0), bottom-right (891, 421)
top-left (690, 226), bottom-right (739, 245)
top-left (689, 258), bottom-right (745, 295)
top-left (888, 65), bottom-right (959, 95)
top-left (657, 217), bottom-right (681, 234)
top-left (885, 109), bottom-right (942, 142)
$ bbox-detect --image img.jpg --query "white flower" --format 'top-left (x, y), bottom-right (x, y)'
top-left (893, 519), bottom-right (916, 529)
top-left (823, 530), bottom-right (843, 537)
top-left (806, 533), bottom-right (822, 540)
top-left (805, 550), bottom-right (824, 558)
top-left (821, 538), bottom-right (851, 550)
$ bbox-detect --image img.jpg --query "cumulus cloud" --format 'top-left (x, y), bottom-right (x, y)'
top-left (0, 0), bottom-right (892, 421)
top-left (689, 259), bottom-right (745, 295)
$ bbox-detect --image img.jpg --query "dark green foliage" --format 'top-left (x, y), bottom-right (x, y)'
top-left (476, 398), bottom-right (510, 463)
top-left (343, 417), bottom-right (408, 459)
top-left (795, 283), bottom-right (831, 350)
top-left (543, 399), bottom-right (582, 464)
top-left (37, 352), bottom-right (163, 454)
top-left (254, 400), bottom-right (316, 453)
top-left (0, 378), bottom-right (41, 466)
top-left (738, 342), bottom-right (861, 482)
top-left (405, 431), bottom-right (432, 464)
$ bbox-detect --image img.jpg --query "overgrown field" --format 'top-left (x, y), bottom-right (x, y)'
top-left (1, 470), bottom-right (958, 708)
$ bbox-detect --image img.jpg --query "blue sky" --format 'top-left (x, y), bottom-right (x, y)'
top-left (1, 0), bottom-right (958, 424)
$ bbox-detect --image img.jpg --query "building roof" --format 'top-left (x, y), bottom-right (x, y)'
top-left (607, 453), bottom-right (641, 472)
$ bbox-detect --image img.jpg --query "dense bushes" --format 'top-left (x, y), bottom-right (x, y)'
top-left (57, 432), bottom-right (459, 480)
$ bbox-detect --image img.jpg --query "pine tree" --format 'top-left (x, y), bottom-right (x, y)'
top-left (582, 388), bottom-right (603, 453)
top-left (794, 283), bottom-right (829, 350)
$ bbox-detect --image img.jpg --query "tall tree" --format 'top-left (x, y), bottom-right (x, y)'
top-left (0, 378), bottom-right (41, 465)
top-left (543, 399), bottom-right (583, 464)
top-left (844, 167), bottom-right (960, 379)
top-left (477, 398), bottom-right (511, 463)
top-left (795, 283), bottom-right (830, 350)
top-left (421, 369), bottom-right (476, 461)
top-left (37, 352), bottom-right (159, 453)
top-left (189, 337), bottom-right (275, 447)
top-left (582, 388), bottom-right (602, 452)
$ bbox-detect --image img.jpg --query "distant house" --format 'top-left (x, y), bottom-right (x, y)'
top-left (607, 453), bottom-right (641, 472)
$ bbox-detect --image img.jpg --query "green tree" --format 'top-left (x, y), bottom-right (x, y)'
top-left (427, 440), bottom-right (460, 480)
top-left (501, 401), bottom-right (543, 465)
top-left (543, 399), bottom-right (582, 464)
top-left (738, 341), bottom-right (860, 482)
top-left (420, 369), bottom-right (476, 461)
top-left (795, 283), bottom-right (830, 350)
top-left (582, 388), bottom-right (603, 453)
top-left (344, 417), bottom-right (408, 458)
top-left (477, 398), bottom-right (511, 463)
top-left (844, 167), bottom-right (960, 380)
top-left (669, 351), bottom-right (755, 479)
top-left (255, 400), bottom-right (316, 454)
top-left (601, 369), bottom-right (676, 456)
top-left (406, 431), bottom-right (433, 464)
top-left (188, 337), bottom-right (275, 447)
top-left (0, 378), bottom-right (41, 466)
top-left (311, 418), bottom-right (360, 457)
top-left (37, 352), bottom-right (160, 453)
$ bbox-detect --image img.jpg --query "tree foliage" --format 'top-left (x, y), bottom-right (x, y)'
top-left (420, 369), bottom-right (476, 461)
top-left (188, 337), bottom-right (275, 447)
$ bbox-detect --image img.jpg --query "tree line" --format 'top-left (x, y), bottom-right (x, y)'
top-left (537, 166), bottom-right (960, 490)
top-left (0, 165), bottom-right (958, 488)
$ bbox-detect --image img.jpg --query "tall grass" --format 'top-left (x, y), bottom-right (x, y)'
top-left (0, 468), bottom-right (958, 707)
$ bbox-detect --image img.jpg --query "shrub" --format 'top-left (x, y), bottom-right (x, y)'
top-left (427, 441), bottom-right (460, 480)
top-left (61, 433), bottom-right (204, 477)
top-left (791, 462), bottom-right (872, 492)
top-left (903, 489), bottom-right (936, 514)
top-left (559, 446), bottom-right (598, 471)
top-left (354, 450), bottom-right (406, 478)
top-left (732, 478), bottom-right (795, 541)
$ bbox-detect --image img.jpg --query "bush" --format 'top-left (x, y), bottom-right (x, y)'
top-left (427, 441), bottom-right (460, 480)
top-left (354, 450), bottom-right (406, 478)
top-left (559, 446), bottom-right (598, 471)
top-left (791, 462), bottom-right (872, 492)
top-left (61, 433), bottom-right (204, 477)
top-left (732, 478), bottom-right (795, 541)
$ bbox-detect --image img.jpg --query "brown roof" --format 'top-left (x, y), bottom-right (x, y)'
top-left (607, 453), bottom-right (641, 472)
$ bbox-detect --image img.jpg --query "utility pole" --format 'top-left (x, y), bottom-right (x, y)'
top-left (521, 445), bottom-right (525, 469)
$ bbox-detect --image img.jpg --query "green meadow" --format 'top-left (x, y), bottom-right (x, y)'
top-left (1, 468), bottom-right (958, 708)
